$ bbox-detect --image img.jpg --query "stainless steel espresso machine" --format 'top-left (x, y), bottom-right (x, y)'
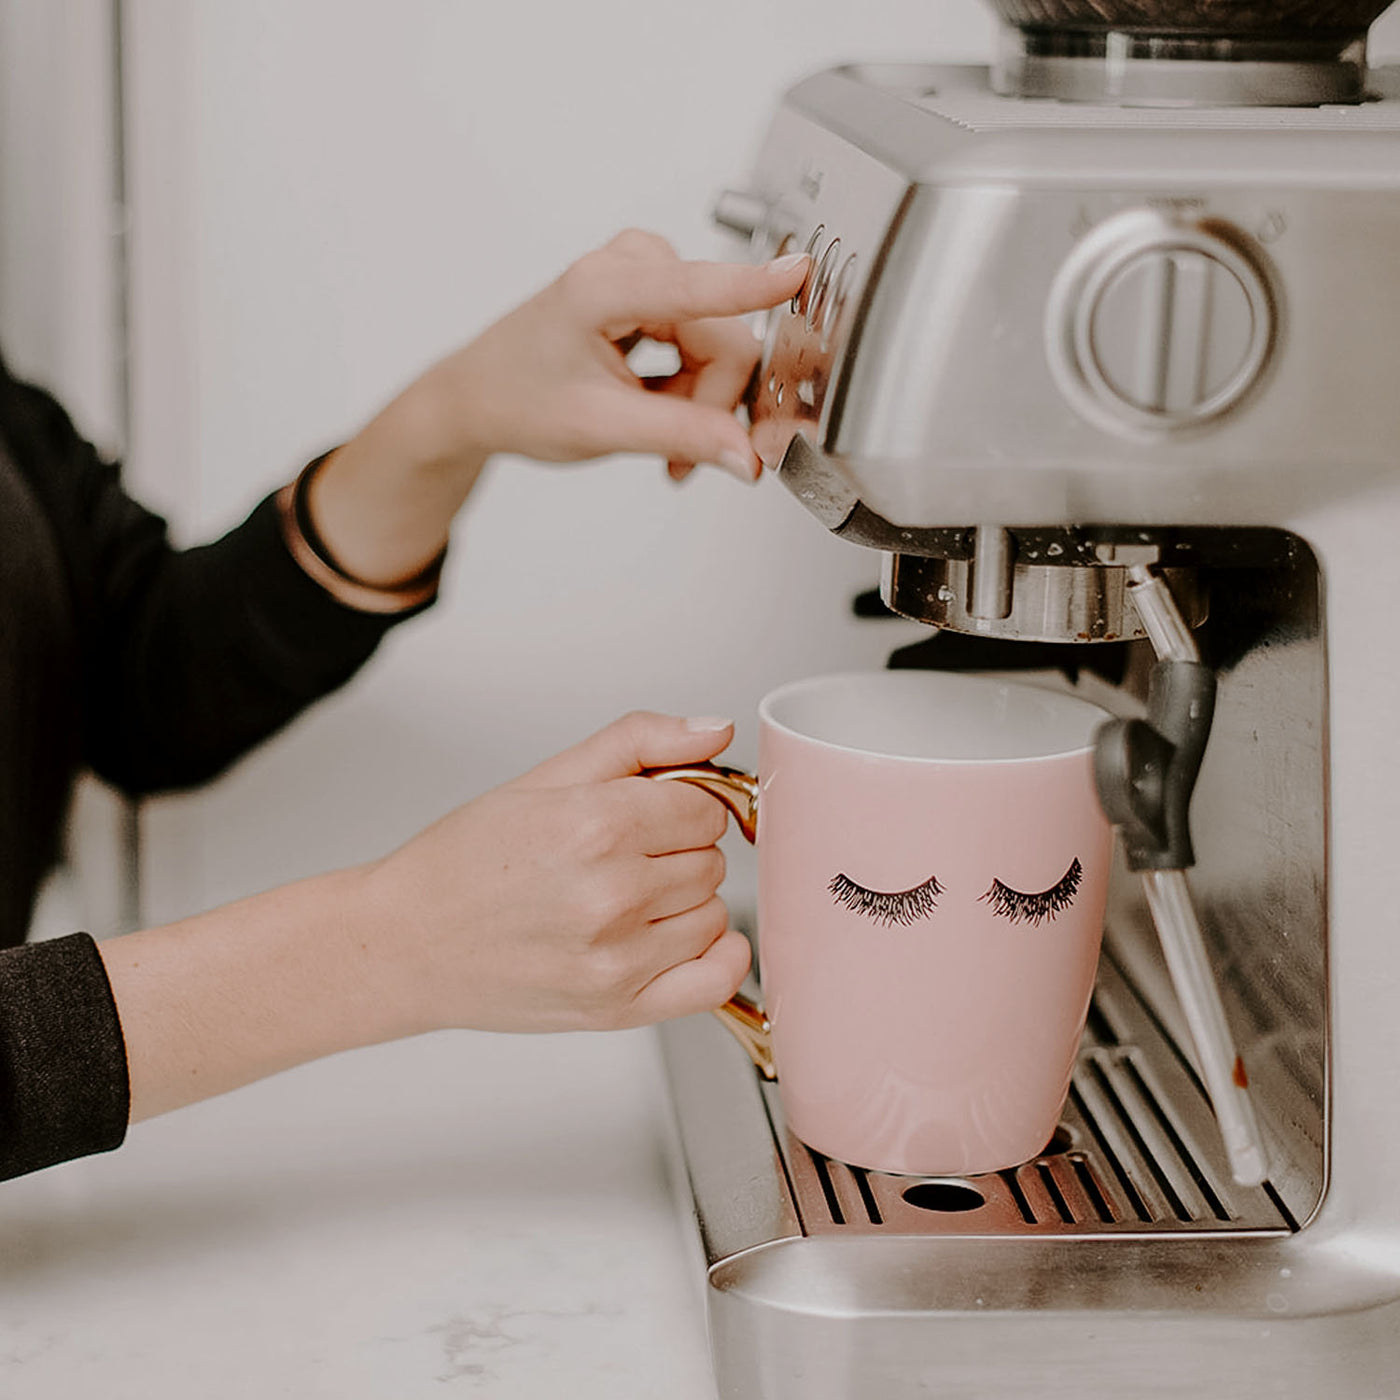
top-left (657, 4), bottom-right (1400, 1396)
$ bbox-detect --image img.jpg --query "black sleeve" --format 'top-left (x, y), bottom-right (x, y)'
top-left (0, 934), bottom-right (128, 1180)
top-left (0, 363), bottom-right (431, 795)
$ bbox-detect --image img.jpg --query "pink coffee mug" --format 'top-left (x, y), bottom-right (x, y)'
top-left (653, 670), bottom-right (1114, 1177)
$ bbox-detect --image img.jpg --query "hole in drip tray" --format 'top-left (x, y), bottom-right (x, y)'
top-left (902, 1180), bottom-right (987, 1213)
top-left (1039, 1126), bottom-right (1073, 1157)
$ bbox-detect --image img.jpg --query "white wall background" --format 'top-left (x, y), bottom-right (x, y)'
top-left (8, 1), bottom-right (1400, 931)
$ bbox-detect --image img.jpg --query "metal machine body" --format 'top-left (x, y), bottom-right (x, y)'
top-left (660, 35), bottom-right (1400, 1400)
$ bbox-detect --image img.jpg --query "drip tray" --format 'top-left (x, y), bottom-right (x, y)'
top-left (650, 956), bottom-right (1395, 1400)
top-left (659, 954), bottom-right (1292, 1262)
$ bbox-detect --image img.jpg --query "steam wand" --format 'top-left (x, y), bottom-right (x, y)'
top-left (1094, 564), bottom-right (1269, 1188)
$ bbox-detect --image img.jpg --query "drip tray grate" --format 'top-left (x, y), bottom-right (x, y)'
top-left (759, 956), bottom-right (1294, 1237)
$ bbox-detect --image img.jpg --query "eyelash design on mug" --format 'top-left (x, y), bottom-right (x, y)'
top-left (828, 872), bottom-right (944, 927)
top-left (979, 857), bottom-right (1083, 927)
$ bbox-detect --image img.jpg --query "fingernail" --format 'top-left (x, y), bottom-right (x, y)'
top-left (717, 448), bottom-right (759, 481)
top-left (686, 716), bottom-right (733, 733)
top-left (767, 252), bottom-right (810, 276)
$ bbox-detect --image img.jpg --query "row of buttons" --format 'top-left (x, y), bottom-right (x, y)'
top-left (782, 225), bottom-right (857, 351)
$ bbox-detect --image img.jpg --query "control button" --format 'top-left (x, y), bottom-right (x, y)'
top-left (793, 225), bottom-right (826, 316)
top-left (1046, 208), bottom-right (1275, 436)
top-left (805, 238), bottom-right (842, 332)
top-left (821, 253), bottom-right (858, 350)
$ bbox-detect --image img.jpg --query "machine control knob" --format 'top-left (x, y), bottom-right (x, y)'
top-left (711, 190), bottom-right (797, 262)
top-left (711, 189), bottom-right (771, 242)
top-left (1047, 209), bottom-right (1276, 436)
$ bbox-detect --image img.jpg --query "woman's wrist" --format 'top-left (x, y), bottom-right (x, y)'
top-left (278, 454), bottom-right (446, 613)
top-left (382, 354), bottom-right (497, 475)
top-left (302, 393), bottom-right (485, 591)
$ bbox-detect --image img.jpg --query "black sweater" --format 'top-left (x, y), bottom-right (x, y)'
top-left (0, 359), bottom-right (426, 1180)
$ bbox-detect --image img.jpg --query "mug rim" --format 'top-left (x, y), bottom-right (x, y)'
top-left (758, 669), bottom-right (1113, 766)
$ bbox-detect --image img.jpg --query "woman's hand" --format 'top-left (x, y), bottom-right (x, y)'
top-left (358, 710), bottom-right (750, 1035)
top-left (101, 712), bottom-right (750, 1121)
top-left (305, 232), bottom-right (808, 588)
top-left (411, 229), bottom-right (807, 480)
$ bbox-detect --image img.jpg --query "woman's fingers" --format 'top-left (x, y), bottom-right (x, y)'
top-left (626, 928), bottom-right (753, 1025)
top-left (621, 315), bottom-right (764, 481)
top-left (589, 385), bottom-right (760, 479)
top-left (603, 227), bottom-right (679, 263)
top-left (669, 319), bottom-right (766, 479)
top-left (621, 782), bottom-right (731, 858)
top-left (640, 848), bottom-right (727, 920)
top-left (518, 710), bottom-right (734, 788)
top-left (566, 241), bottom-right (809, 334)
top-left (682, 322), bottom-right (764, 412)
top-left (642, 894), bottom-right (732, 968)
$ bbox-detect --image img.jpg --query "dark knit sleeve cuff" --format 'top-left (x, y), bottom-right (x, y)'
top-left (0, 933), bottom-right (130, 1180)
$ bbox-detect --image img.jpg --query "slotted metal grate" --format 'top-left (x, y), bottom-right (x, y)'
top-left (759, 955), bottom-right (1296, 1237)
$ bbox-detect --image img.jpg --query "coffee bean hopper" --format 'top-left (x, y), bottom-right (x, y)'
top-left (656, 3), bottom-right (1400, 1395)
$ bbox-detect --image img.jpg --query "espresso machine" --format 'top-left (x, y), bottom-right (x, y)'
top-left (656, 4), bottom-right (1400, 1395)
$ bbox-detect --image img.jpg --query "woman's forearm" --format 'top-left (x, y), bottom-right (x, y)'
top-left (98, 866), bottom-right (410, 1123)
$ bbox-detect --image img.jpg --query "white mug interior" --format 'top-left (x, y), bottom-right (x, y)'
top-left (760, 670), bottom-right (1111, 764)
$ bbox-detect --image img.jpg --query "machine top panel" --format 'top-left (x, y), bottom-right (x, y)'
top-left (792, 64), bottom-right (1400, 186)
top-left (913, 65), bottom-right (1400, 131)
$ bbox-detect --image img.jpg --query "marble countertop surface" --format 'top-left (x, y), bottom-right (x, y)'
top-left (0, 1026), bottom-right (719, 1399)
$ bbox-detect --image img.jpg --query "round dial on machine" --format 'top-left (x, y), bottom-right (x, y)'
top-left (1046, 208), bottom-right (1276, 436)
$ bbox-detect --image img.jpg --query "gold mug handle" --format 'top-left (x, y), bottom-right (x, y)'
top-left (643, 763), bottom-right (775, 1080)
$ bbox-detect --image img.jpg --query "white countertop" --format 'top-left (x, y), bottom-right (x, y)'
top-left (0, 1026), bottom-right (719, 1399)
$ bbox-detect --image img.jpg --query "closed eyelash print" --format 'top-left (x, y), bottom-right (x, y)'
top-left (828, 872), bottom-right (944, 927)
top-left (979, 857), bottom-right (1083, 927)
